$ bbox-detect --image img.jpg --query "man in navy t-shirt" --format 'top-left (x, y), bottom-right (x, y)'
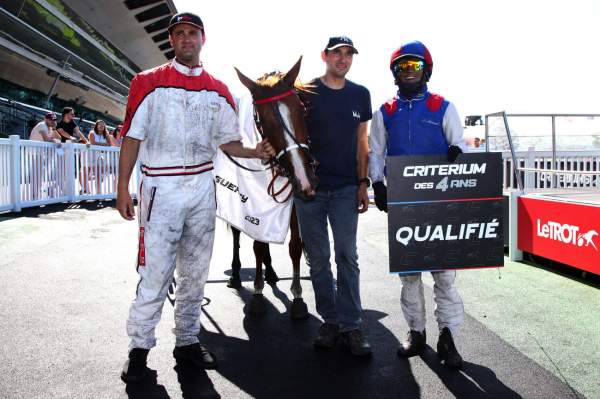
top-left (295, 36), bottom-right (372, 357)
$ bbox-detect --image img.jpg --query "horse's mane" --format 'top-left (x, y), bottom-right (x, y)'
top-left (256, 71), bottom-right (314, 94)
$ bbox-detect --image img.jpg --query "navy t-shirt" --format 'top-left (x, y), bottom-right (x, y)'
top-left (56, 120), bottom-right (77, 143)
top-left (303, 78), bottom-right (372, 190)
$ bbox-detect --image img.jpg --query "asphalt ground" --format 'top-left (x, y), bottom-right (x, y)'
top-left (0, 201), bottom-right (598, 399)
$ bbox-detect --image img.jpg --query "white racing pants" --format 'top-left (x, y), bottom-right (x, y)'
top-left (400, 270), bottom-right (464, 334)
top-left (127, 168), bottom-right (215, 350)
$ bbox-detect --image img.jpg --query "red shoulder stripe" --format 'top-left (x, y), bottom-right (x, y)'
top-left (426, 93), bottom-right (445, 112)
top-left (383, 98), bottom-right (398, 116)
top-left (122, 64), bottom-right (237, 138)
top-left (200, 71), bottom-right (237, 112)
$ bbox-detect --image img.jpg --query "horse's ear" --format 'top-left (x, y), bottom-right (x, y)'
top-left (235, 67), bottom-right (258, 92)
top-left (282, 56), bottom-right (302, 87)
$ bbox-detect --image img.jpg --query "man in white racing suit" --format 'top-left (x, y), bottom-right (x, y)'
top-left (116, 12), bottom-right (274, 383)
top-left (369, 40), bottom-right (468, 369)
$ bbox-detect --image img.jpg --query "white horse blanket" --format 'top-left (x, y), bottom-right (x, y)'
top-left (214, 95), bottom-right (293, 244)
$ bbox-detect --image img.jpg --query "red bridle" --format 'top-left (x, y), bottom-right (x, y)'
top-left (253, 90), bottom-right (296, 105)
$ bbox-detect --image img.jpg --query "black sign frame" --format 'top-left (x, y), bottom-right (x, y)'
top-left (387, 153), bottom-right (504, 273)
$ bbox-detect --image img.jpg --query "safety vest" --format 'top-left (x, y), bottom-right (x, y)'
top-left (381, 91), bottom-right (449, 156)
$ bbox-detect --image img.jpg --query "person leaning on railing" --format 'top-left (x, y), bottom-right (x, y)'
top-left (29, 112), bottom-right (60, 143)
top-left (86, 120), bottom-right (112, 194)
top-left (56, 107), bottom-right (89, 144)
top-left (56, 107), bottom-right (90, 194)
top-left (28, 112), bottom-right (61, 200)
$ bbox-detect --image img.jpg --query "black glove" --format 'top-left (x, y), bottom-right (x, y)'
top-left (373, 181), bottom-right (388, 212)
top-left (447, 145), bottom-right (463, 163)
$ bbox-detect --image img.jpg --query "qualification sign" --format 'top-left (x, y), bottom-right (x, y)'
top-left (386, 153), bottom-right (504, 273)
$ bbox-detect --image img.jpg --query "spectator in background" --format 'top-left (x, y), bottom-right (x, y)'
top-left (88, 120), bottom-right (111, 147)
top-left (28, 112), bottom-right (60, 199)
top-left (110, 124), bottom-right (123, 147)
top-left (474, 137), bottom-right (481, 148)
top-left (109, 124), bottom-right (123, 190)
top-left (56, 107), bottom-right (89, 144)
top-left (87, 120), bottom-right (112, 194)
top-left (480, 138), bottom-right (487, 150)
top-left (57, 107), bottom-right (89, 194)
top-left (29, 112), bottom-right (60, 142)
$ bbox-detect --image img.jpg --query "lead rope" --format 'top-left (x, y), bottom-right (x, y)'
top-left (267, 166), bottom-right (293, 203)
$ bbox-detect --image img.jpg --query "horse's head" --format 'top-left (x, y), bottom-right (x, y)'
top-left (235, 57), bottom-right (317, 200)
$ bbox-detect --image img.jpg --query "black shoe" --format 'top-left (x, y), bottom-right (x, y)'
top-left (173, 343), bottom-right (218, 370)
top-left (313, 322), bottom-right (339, 349)
top-left (397, 330), bottom-right (426, 357)
top-left (340, 329), bottom-right (372, 357)
top-left (121, 348), bottom-right (150, 383)
top-left (437, 327), bottom-right (463, 369)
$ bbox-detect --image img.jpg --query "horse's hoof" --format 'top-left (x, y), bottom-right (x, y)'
top-left (265, 269), bottom-right (280, 285)
top-left (290, 298), bottom-right (309, 320)
top-left (227, 276), bottom-right (241, 289)
top-left (248, 294), bottom-right (267, 315)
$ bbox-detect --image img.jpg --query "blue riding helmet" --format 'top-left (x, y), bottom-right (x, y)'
top-left (389, 40), bottom-right (433, 82)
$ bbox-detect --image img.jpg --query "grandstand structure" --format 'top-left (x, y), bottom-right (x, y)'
top-left (0, 0), bottom-right (177, 138)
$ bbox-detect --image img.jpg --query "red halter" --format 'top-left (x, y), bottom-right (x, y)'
top-left (253, 90), bottom-right (296, 105)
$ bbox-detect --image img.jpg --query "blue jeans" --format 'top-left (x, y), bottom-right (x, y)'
top-left (294, 185), bottom-right (362, 332)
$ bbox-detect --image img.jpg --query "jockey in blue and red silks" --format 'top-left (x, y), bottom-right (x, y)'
top-left (368, 40), bottom-right (468, 369)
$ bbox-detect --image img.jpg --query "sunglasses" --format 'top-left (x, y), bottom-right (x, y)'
top-left (393, 60), bottom-right (425, 74)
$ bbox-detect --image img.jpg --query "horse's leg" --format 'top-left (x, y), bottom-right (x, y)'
top-left (248, 240), bottom-right (268, 315)
top-left (227, 226), bottom-right (242, 289)
top-left (289, 206), bottom-right (308, 320)
top-left (263, 244), bottom-right (280, 285)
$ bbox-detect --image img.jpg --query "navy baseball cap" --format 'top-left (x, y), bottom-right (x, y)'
top-left (168, 12), bottom-right (204, 33)
top-left (325, 36), bottom-right (358, 54)
top-left (45, 112), bottom-right (57, 121)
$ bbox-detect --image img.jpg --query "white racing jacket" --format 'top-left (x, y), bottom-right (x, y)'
top-left (214, 95), bottom-right (293, 244)
top-left (123, 59), bottom-right (241, 174)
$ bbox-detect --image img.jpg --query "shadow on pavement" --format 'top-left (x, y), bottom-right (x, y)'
top-left (0, 200), bottom-right (117, 221)
top-left (220, 267), bottom-right (309, 283)
top-left (420, 345), bottom-right (523, 399)
top-left (125, 368), bottom-right (170, 399)
top-left (523, 253), bottom-right (600, 287)
top-left (199, 286), bottom-right (421, 399)
top-left (174, 362), bottom-right (221, 399)
top-left (194, 284), bottom-right (526, 399)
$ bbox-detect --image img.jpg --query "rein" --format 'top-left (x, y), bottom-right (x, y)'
top-left (225, 88), bottom-right (316, 202)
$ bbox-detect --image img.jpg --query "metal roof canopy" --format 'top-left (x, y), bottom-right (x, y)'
top-left (0, 9), bottom-right (128, 103)
top-left (62, 0), bottom-right (177, 71)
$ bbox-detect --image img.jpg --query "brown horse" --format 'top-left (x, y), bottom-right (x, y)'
top-left (228, 57), bottom-right (318, 318)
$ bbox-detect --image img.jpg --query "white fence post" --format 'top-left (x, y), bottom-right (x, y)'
top-left (524, 147), bottom-right (535, 190)
top-left (9, 135), bottom-right (21, 212)
top-left (508, 190), bottom-right (523, 261)
top-left (65, 142), bottom-right (76, 202)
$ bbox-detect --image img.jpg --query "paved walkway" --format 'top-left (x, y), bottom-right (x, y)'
top-left (0, 202), bottom-right (597, 398)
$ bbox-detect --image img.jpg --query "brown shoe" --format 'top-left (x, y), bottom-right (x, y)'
top-left (313, 322), bottom-right (339, 349)
top-left (340, 329), bottom-right (372, 357)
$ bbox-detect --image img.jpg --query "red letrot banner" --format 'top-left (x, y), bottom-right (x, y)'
top-left (518, 196), bottom-right (600, 275)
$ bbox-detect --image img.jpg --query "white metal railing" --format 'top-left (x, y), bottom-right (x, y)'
top-left (0, 135), bottom-right (139, 213)
top-left (2, 136), bottom-right (599, 213)
top-left (501, 150), bottom-right (600, 190)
